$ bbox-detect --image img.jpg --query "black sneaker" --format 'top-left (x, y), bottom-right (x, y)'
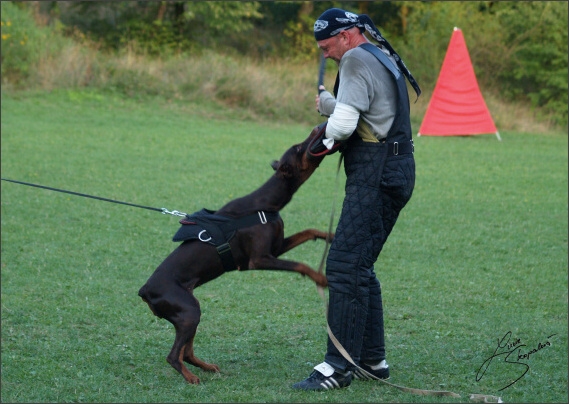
top-left (353, 360), bottom-right (390, 380)
top-left (292, 362), bottom-right (352, 391)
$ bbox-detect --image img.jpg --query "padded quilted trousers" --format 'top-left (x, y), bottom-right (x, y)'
top-left (324, 137), bottom-right (415, 372)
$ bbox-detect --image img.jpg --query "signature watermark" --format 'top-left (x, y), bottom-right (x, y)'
top-left (476, 331), bottom-right (557, 391)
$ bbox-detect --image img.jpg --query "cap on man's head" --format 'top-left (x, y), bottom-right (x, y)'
top-left (313, 8), bottom-right (360, 41)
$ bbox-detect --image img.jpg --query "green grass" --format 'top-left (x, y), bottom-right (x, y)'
top-left (1, 89), bottom-right (567, 403)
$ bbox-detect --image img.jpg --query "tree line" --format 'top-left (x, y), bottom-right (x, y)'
top-left (3, 1), bottom-right (567, 125)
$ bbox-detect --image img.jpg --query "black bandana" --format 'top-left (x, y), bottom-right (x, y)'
top-left (314, 8), bottom-right (421, 99)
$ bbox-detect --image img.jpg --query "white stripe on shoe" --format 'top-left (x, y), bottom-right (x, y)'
top-left (321, 377), bottom-right (340, 389)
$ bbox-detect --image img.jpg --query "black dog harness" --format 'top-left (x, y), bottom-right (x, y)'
top-left (172, 208), bottom-right (280, 271)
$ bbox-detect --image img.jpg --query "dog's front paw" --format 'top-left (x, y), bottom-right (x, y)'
top-left (315, 273), bottom-right (328, 288)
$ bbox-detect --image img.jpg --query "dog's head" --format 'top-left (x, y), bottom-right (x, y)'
top-left (270, 123), bottom-right (330, 187)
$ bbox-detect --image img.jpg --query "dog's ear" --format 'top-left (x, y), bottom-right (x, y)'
top-left (270, 160), bottom-right (279, 171)
top-left (278, 162), bottom-right (294, 178)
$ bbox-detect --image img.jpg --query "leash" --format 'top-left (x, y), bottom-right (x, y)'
top-left (1, 178), bottom-right (187, 217)
top-left (313, 158), bottom-right (500, 400)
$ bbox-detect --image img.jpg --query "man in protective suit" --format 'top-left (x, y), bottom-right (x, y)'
top-left (293, 8), bottom-right (421, 391)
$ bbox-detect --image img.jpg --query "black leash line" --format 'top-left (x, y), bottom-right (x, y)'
top-left (1, 178), bottom-right (187, 217)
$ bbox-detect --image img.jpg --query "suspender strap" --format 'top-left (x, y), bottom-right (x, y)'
top-left (359, 43), bottom-right (401, 80)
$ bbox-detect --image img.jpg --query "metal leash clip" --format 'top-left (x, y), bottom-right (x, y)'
top-left (161, 208), bottom-right (187, 217)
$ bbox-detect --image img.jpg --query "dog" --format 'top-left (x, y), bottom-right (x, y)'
top-left (138, 124), bottom-right (336, 384)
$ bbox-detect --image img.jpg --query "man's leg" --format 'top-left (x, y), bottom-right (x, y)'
top-left (292, 176), bottom-right (376, 391)
top-left (355, 154), bottom-right (416, 380)
top-left (354, 273), bottom-right (390, 380)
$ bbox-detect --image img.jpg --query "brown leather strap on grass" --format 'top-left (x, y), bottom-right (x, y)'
top-left (320, 297), bottom-right (461, 398)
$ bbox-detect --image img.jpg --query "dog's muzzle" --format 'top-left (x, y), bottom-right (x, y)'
top-left (308, 122), bottom-right (342, 158)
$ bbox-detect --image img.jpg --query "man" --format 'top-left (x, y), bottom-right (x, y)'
top-left (293, 8), bottom-right (421, 391)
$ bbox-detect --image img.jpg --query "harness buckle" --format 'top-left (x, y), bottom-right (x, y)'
top-left (393, 141), bottom-right (399, 156)
top-left (216, 242), bottom-right (231, 255)
top-left (258, 211), bottom-right (267, 224)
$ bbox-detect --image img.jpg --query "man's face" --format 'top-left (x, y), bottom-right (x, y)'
top-left (317, 30), bottom-right (349, 64)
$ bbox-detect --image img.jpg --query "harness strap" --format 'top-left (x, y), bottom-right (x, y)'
top-left (216, 242), bottom-right (235, 272)
top-left (180, 210), bottom-right (281, 272)
top-left (218, 211), bottom-right (280, 233)
top-left (216, 211), bottom-right (280, 272)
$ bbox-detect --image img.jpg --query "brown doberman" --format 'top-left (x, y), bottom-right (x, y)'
top-left (138, 124), bottom-right (336, 384)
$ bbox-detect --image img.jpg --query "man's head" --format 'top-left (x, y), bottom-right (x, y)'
top-left (313, 7), bottom-right (422, 99)
top-left (313, 8), bottom-right (366, 63)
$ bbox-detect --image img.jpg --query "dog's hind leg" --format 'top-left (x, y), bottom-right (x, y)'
top-left (159, 286), bottom-right (210, 384)
top-left (183, 337), bottom-right (220, 373)
top-left (168, 327), bottom-right (201, 384)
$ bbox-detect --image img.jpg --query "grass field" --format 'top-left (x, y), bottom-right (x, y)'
top-left (1, 89), bottom-right (567, 403)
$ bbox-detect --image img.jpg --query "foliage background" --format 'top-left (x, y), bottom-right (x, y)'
top-left (1, 1), bottom-right (567, 128)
